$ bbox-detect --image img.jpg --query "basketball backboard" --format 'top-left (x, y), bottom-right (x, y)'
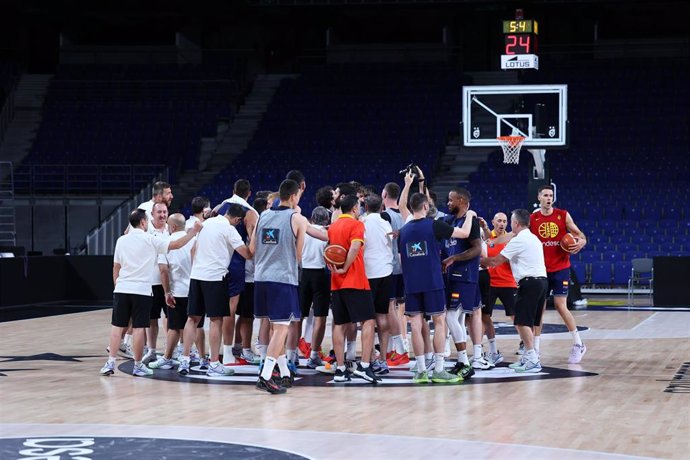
top-left (462, 84), bottom-right (568, 148)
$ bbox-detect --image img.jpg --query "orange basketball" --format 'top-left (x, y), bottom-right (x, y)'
top-left (324, 244), bottom-right (347, 267)
top-left (560, 233), bottom-right (577, 253)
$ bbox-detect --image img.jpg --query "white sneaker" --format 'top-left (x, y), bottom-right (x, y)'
top-left (241, 349), bottom-right (261, 365)
top-left (141, 349), bottom-right (157, 365)
top-left (486, 351), bottom-right (503, 366)
top-left (206, 362), bottom-right (234, 377)
top-left (513, 359), bottom-right (542, 373)
top-left (568, 343), bottom-right (587, 364)
top-left (100, 361), bottom-right (115, 376)
top-left (148, 357), bottom-right (175, 369)
top-left (133, 363), bottom-right (153, 377)
top-left (472, 356), bottom-right (492, 370)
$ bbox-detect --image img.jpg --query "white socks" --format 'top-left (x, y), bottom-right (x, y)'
top-left (473, 344), bottom-right (483, 360)
top-left (391, 335), bottom-right (405, 354)
top-left (223, 345), bottom-right (235, 363)
top-left (261, 356), bottom-right (277, 380)
top-left (534, 336), bottom-right (541, 353)
top-left (277, 355), bottom-right (290, 377)
top-left (435, 353), bottom-right (445, 373)
top-left (458, 350), bottom-right (469, 366)
top-left (488, 338), bottom-right (497, 355)
top-left (570, 330), bottom-right (583, 346)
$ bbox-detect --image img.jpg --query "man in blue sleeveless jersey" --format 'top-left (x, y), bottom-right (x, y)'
top-left (441, 187), bottom-right (491, 374)
top-left (398, 191), bottom-right (474, 384)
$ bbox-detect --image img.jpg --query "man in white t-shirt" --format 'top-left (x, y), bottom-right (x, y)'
top-left (180, 206), bottom-right (252, 377)
top-left (481, 208), bottom-right (547, 374)
top-left (363, 194), bottom-right (394, 375)
top-left (148, 213), bottom-right (196, 371)
top-left (134, 181), bottom-right (174, 230)
top-left (100, 209), bottom-right (200, 377)
top-left (185, 196), bottom-right (211, 231)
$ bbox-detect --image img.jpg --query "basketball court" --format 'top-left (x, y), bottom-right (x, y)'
top-left (1, 301), bottom-right (688, 459)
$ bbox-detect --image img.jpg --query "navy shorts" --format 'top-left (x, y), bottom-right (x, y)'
top-left (188, 278), bottom-right (230, 318)
top-left (404, 289), bottom-right (446, 316)
top-left (547, 268), bottom-right (570, 297)
top-left (112, 293), bottom-right (151, 329)
top-left (254, 281), bottom-right (300, 323)
top-left (227, 264), bottom-right (246, 297)
top-left (447, 280), bottom-right (481, 313)
top-left (389, 273), bottom-right (405, 301)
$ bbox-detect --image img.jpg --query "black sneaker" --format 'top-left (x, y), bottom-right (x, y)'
top-left (280, 370), bottom-right (295, 388)
top-left (334, 368), bottom-right (351, 382)
top-left (256, 376), bottom-right (286, 394)
top-left (450, 362), bottom-right (475, 380)
top-left (353, 363), bottom-right (380, 384)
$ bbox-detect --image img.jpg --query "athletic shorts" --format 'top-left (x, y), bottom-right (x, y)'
top-left (112, 293), bottom-right (151, 329)
top-left (188, 277), bottom-right (230, 318)
top-left (237, 282), bottom-right (255, 319)
top-left (478, 270), bottom-right (490, 307)
top-left (331, 289), bottom-right (376, 325)
top-left (483, 287), bottom-right (517, 317)
top-left (389, 273), bottom-right (405, 301)
top-left (547, 267), bottom-right (570, 297)
top-left (254, 281), bottom-right (300, 323)
top-left (369, 275), bottom-right (393, 315)
top-left (404, 289), bottom-right (446, 317)
top-left (167, 297), bottom-right (189, 330)
top-left (299, 268), bottom-right (331, 317)
top-left (227, 264), bottom-right (246, 297)
top-left (447, 280), bottom-right (481, 313)
top-left (514, 277), bottom-right (548, 327)
top-left (151, 284), bottom-right (167, 320)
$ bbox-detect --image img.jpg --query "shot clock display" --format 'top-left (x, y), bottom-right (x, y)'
top-left (501, 17), bottom-right (539, 70)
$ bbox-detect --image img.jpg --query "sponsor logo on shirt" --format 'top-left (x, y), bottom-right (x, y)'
top-left (406, 241), bottom-right (428, 257)
top-left (538, 222), bottom-right (560, 239)
top-left (261, 228), bottom-right (280, 245)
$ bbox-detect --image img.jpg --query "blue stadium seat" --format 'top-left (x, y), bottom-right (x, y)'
top-left (613, 261), bottom-right (632, 285)
top-left (591, 261), bottom-right (613, 286)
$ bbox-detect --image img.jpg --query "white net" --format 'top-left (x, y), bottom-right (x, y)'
top-left (497, 136), bottom-right (525, 164)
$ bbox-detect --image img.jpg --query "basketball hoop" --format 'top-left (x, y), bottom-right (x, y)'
top-left (497, 135), bottom-right (525, 164)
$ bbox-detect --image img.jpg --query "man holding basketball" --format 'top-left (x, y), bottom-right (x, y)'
top-left (530, 185), bottom-right (587, 363)
top-left (327, 194), bottom-right (380, 384)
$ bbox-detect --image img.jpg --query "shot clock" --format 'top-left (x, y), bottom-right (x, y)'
top-left (501, 18), bottom-right (539, 70)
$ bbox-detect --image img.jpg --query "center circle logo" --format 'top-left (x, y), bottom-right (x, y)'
top-left (538, 222), bottom-right (559, 238)
top-left (0, 437), bottom-right (308, 460)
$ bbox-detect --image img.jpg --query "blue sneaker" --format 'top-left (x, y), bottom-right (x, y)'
top-left (287, 360), bottom-right (298, 375)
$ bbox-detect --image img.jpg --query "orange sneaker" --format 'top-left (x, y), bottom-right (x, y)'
top-left (387, 351), bottom-right (410, 367)
top-left (298, 337), bottom-right (312, 358)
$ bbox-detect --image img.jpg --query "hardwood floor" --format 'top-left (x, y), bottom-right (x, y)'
top-left (0, 307), bottom-right (688, 459)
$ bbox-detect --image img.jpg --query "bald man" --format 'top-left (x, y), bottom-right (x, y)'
top-left (149, 213), bottom-right (196, 370)
top-left (479, 212), bottom-right (518, 366)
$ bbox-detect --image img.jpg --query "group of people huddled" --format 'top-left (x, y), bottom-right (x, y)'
top-left (101, 165), bottom-right (589, 394)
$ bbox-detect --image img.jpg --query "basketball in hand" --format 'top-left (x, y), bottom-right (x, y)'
top-left (560, 233), bottom-right (577, 253)
top-left (324, 244), bottom-right (348, 267)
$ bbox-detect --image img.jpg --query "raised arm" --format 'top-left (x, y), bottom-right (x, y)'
top-left (450, 210), bottom-right (476, 239)
top-left (399, 172), bottom-right (413, 222)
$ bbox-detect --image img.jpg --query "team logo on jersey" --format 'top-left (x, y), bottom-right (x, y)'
top-left (406, 241), bottom-right (427, 257)
top-left (538, 222), bottom-right (560, 239)
top-left (261, 228), bottom-right (280, 245)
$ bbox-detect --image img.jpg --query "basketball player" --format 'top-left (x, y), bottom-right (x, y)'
top-left (327, 194), bottom-right (381, 384)
top-left (100, 209), bottom-right (200, 377)
top-left (214, 179), bottom-right (259, 365)
top-left (481, 212), bottom-right (517, 366)
top-left (481, 209), bottom-right (547, 373)
top-left (299, 206), bottom-right (331, 369)
top-left (148, 213), bottom-right (195, 370)
top-left (530, 185), bottom-right (587, 363)
top-left (181, 204), bottom-right (252, 377)
top-left (186, 196), bottom-right (211, 230)
top-left (381, 181), bottom-right (410, 366)
top-left (441, 187), bottom-right (490, 375)
top-left (142, 201), bottom-right (170, 365)
top-left (362, 194), bottom-right (394, 375)
top-left (252, 179), bottom-right (307, 394)
top-left (399, 189), bottom-right (474, 384)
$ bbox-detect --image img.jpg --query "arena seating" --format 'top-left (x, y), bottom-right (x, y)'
top-left (15, 64), bottom-right (237, 194)
top-left (194, 63), bottom-right (465, 214)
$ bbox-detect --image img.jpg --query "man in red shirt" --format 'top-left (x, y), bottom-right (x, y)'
top-left (530, 185), bottom-right (588, 364)
top-left (327, 194), bottom-right (380, 384)
top-left (481, 212), bottom-right (518, 366)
